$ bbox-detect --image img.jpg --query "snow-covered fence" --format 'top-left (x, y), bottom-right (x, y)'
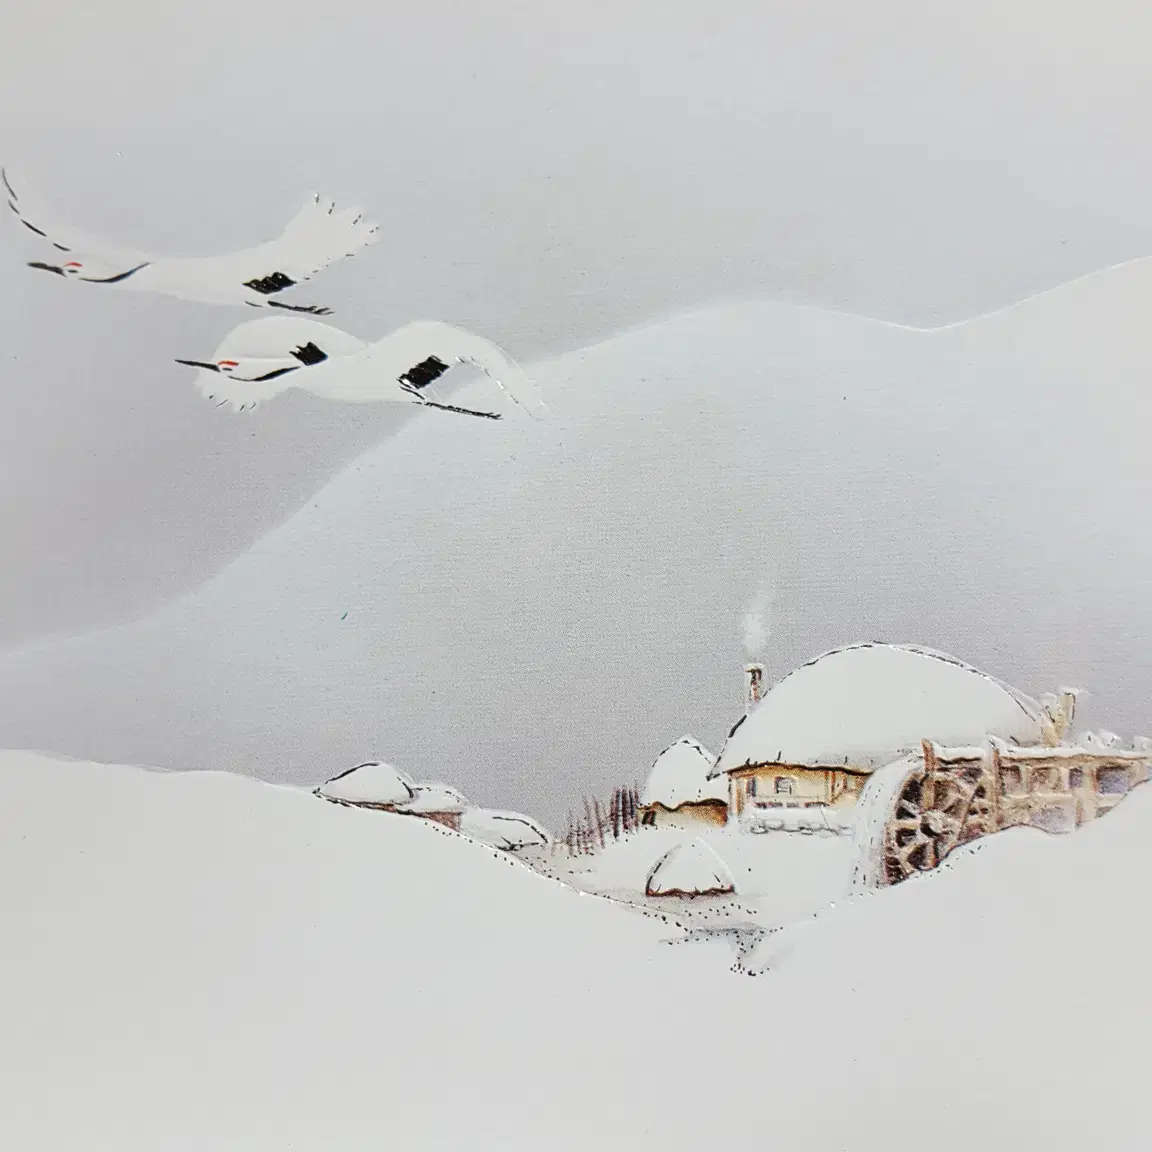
top-left (741, 804), bottom-right (854, 837)
top-left (562, 785), bottom-right (642, 856)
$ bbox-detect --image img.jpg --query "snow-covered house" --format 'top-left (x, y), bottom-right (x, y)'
top-left (394, 782), bottom-right (469, 831)
top-left (644, 839), bottom-right (736, 897)
top-left (710, 644), bottom-right (1070, 819)
top-left (460, 808), bottom-right (550, 851)
top-left (639, 736), bottom-right (728, 828)
top-left (314, 761), bottom-right (416, 810)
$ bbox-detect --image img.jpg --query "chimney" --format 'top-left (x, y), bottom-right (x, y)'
top-left (1056, 688), bottom-right (1080, 738)
top-left (1041, 687), bottom-right (1081, 745)
top-left (745, 663), bottom-right (765, 709)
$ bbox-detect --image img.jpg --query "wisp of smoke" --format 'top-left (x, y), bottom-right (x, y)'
top-left (742, 583), bottom-right (775, 657)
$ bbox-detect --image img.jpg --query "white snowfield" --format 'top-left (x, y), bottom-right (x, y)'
top-left (640, 735), bottom-right (726, 809)
top-left (645, 838), bottom-right (736, 896)
top-left (552, 822), bottom-right (856, 929)
top-left (4, 751), bottom-right (1149, 1151)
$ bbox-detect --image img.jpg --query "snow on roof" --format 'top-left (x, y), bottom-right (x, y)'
top-left (316, 761), bottom-right (416, 806)
top-left (395, 782), bottom-right (469, 815)
top-left (640, 736), bottom-right (726, 810)
top-left (644, 838), bottom-right (736, 897)
top-left (459, 808), bottom-right (550, 850)
top-left (712, 643), bottom-right (1045, 778)
top-left (934, 738), bottom-right (1149, 762)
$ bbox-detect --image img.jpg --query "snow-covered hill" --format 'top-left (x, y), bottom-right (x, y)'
top-left (2, 751), bottom-right (1150, 1151)
top-left (1, 262), bottom-right (1151, 822)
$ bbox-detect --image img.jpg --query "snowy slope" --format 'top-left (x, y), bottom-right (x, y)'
top-left (1, 262), bottom-right (1152, 822)
top-left (3, 752), bottom-right (1151, 1152)
top-left (550, 822), bottom-right (856, 927)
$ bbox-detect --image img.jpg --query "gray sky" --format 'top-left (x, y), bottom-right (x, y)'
top-left (4, 1), bottom-right (1152, 645)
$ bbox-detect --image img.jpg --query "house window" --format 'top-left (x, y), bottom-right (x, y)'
top-left (775, 777), bottom-right (794, 795)
top-left (1001, 767), bottom-right (1024, 796)
top-left (747, 778), bottom-right (758, 798)
top-left (1098, 768), bottom-right (1129, 796)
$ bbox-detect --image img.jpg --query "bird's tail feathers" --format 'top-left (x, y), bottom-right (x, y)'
top-left (454, 345), bottom-right (550, 422)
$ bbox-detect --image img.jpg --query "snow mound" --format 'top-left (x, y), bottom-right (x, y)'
top-left (459, 807), bottom-right (550, 849)
top-left (0, 752), bottom-right (706, 1151)
top-left (714, 643), bottom-right (1044, 777)
top-left (645, 838), bottom-right (736, 897)
top-left (6, 750), bottom-right (1152, 1150)
top-left (316, 760), bottom-right (415, 806)
top-left (640, 735), bottom-right (725, 809)
top-left (395, 782), bottom-right (469, 814)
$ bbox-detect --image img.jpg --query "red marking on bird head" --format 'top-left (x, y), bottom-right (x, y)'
top-left (218, 360), bottom-right (239, 369)
top-left (63, 261), bottom-right (83, 268)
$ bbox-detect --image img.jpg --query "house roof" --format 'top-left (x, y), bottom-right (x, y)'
top-left (712, 643), bottom-right (1044, 778)
top-left (396, 782), bottom-right (469, 815)
top-left (640, 736), bottom-right (727, 810)
top-left (317, 761), bottom-right (416, 806)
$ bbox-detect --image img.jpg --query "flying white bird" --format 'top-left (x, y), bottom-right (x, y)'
top-left (175, 315), bottom-right (548, 420)
top-left (4, 168), bottom-right (378, 314)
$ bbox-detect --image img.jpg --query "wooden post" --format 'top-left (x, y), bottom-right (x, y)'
top-left (592, 796), bottom-right (606, 849)
top-left (987, 741), bottom-right (1001, 831)
top-left (921, 738), bottom-right (938, 777)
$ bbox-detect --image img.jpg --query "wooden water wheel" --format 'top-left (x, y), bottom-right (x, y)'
top-left (883, 741), bottom-right (996, 886)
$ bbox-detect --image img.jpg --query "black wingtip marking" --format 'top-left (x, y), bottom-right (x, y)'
top-left (1, 169), bottom-right (15, 200)
top-left (79, 262), bottom-right (150, 284)
top-left (291, 341), bottom-right (327, 366)
top-left (417, 397), bottom-right (502, 420)
top-left (398, 355), bottom-right (451, 390)
top-left (243, 271), bottom-right (297, 296)
top-left (248, 366), bottom-right (300, 383)
top-left (19, 217), bottom-right (48, 238)
top-left (175, 359), bottom-right (220, 372)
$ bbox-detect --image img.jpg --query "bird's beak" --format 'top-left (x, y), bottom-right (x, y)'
top-left (27, 261), bottom-right (64, 277)
top-left (174, 359), bottom-right (220, 372)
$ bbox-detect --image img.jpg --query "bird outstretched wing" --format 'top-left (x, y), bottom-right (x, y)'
top-left (5, 170), bottom-right (378, 303)
top-left (352, 321), bottom-right (548, 418)
top-left (2, 168), bottom-right (150, 261)
top-left (226, 193), bottom-right (380, 293)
